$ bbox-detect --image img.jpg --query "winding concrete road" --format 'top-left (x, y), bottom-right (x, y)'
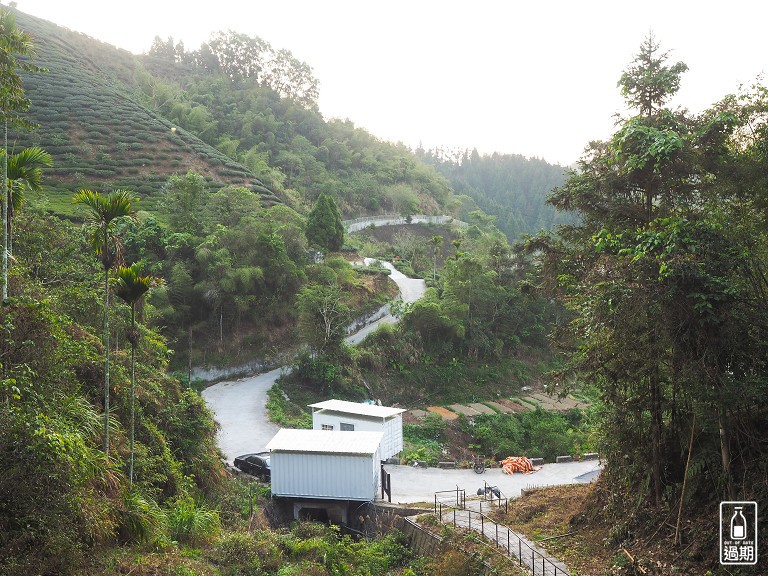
top-left (200, 367), bottom-right (284, 464)
top-left (201, 259), bottom-right (426, 463)
top-left (201, 256), bottom-right (603, 500)
top-left (346, 259), bottom-right (425, 344)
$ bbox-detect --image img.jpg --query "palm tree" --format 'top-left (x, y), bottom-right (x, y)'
top-left (7, 146), bottom-right (52, 255)
top-left (0, 8), bottom-right (43, 301)
top-left (429, 235), bottom-right (443, 283)
top-left (73, 189), bottom-right (136, 456)
top-left (114, 262), bottom-right (159, 484)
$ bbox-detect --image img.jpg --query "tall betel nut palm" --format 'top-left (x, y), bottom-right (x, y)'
top-left (114, 261), bottom-right (160, 484)
top-left (0, 8), bottom-right (44, 301)
top-left (73, 189), bottom-right (137, 456)
top-left (7, 146), bottom-right (52, 255)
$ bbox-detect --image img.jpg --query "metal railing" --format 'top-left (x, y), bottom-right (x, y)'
top-left (434, 487), bottom-right (465, 509)
top-left (343, 214), bottom-right (468, 232)
top-left (478, 480), bottom-right (509, 514)
top-left (433, 494), bottom-right (570, 576)
top-left (401, 516), bottom-right (495, 575)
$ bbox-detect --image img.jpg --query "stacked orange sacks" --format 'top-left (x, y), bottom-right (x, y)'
top-left (500, 456), bottom-right (535, 474)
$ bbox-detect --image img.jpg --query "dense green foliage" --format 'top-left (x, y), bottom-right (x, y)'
top-left (531, 35), bottom-right (768, 545)
top-left (141, 33), bottom-right (455, 218)
top-left (2, 212), bottom-right (224, 574)
top-left (402, 414), bottom-right (447, 466)
top-left (279, 219), bottom-right (560, 410)
top-left (418, 147), bottom-right (572, 240)
top-left (0, 8), bottom-right (42, 302)
top-left (463, 409), bottom-right (592, 462)
top-left (3, 210), bottom-right (427, 576)
top-left (9, 8), bottom-right (457, 224)
top-left (306, 192), bottom-right (344, 252)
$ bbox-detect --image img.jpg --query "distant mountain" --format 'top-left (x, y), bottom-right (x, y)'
top-left (418, 147), bottom-right (573, 240)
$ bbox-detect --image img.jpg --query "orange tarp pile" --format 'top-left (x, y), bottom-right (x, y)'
top-left (500, 456), bottom-right (541, 475)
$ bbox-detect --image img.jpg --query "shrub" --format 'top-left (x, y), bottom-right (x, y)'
top-left (166, 497), bottom-right (220, 546)
top-left (266, 384), bottom-right (312, 429)
top-left (466, 409), bottom-right (588, 461)
top-left (208, 531), bottom-right (262, 574)
top-left (117, 488), bottom-right (167, 544)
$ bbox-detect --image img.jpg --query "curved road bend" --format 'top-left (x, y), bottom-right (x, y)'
top-left (201, 258), bottom-right (604, 499)
top-left (201, 259), bottom-right (426, 463)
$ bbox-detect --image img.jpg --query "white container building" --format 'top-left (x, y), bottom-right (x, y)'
top-left (308, 399), bottom-right (405, 460)
top-left (266, 428), bottom-right (384, 502)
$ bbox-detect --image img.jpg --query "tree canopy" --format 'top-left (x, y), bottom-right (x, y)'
top-left (305, 192), bottom-right (344, 253)
top-left (533, 35), bottom-right (768, 521)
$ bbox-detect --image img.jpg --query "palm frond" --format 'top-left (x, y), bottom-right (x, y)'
top-left (73, 188), bottom-right (137, 224)
top-left (114, 262), bottom-right (152, 305)
top-left (8, 146), bottom-right (53, 210)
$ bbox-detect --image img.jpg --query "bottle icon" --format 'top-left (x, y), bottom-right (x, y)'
top-left (731, 506), bottom-right (747, 540)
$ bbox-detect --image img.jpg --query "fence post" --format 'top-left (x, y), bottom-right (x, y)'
top-left (519, 538), bottom-right (522, 565)
top-left (453, 508), bottom-right (456, 528)
top-left (496, 523), bottom-right (499, 546)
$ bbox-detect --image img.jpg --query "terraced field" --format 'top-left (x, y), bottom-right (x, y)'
top-left (406, 392), bottom-right (589, 422)
top-left (14, 10), bottom-right (279, 216)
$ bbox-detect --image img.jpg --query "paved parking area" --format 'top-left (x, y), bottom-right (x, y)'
top-left (383, 460), bottom-right (602, 504)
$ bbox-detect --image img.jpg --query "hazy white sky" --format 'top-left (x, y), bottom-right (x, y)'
top-left (13, 0), bottom-right (768, 166)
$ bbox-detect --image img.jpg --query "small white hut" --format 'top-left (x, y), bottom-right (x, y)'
top-left (308, 399), bottom-right (405, 460)
top-left (266, 428), bottom-right (384, 502)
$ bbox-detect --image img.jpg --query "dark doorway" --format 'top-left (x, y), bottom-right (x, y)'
top-left (298, 507), bottom-right (329, 522)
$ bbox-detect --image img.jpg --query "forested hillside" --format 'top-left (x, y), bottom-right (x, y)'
top-left (4, 4), bottom-right (570, 373)
top-left (3, 3), bottom-right (766, 573)
top-left (11, 9), bottom-right (279, 215)
top-left (418, 147), bottom-right (572, 240)
top-left (12, 8), bottom-right (454, 221)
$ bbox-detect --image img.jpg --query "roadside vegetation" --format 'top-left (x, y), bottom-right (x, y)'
top-left (1, 5), bottom-right (766, 575)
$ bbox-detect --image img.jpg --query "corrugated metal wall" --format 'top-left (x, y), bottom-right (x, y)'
top-left (381, 416), bottom-right (403, 460)
top-left (271, 451), bottom-right (380, 500)
top-left (312, 413), bottom-right (403, 460)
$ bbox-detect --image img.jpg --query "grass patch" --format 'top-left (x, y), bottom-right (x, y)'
top-left (402, 413), bottom-right (447, 465)
top-left (266, 383), bottom-right (312, 429)
top-left (492, 483), bottom-right (613, 575)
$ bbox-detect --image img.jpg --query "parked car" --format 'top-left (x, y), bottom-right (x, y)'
top-left (233, 452), bottom-right (271, 480)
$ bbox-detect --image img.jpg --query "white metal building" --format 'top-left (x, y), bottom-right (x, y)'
top-left (266, 428), bottom-right (384, 502)
top-left (308, 399), bottom-right (405, 460)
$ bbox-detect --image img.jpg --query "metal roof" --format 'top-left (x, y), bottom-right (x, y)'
top-left (266, 429), bottom-right (384, 455)
top-left (308, 399), bottom-right (406, 419)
